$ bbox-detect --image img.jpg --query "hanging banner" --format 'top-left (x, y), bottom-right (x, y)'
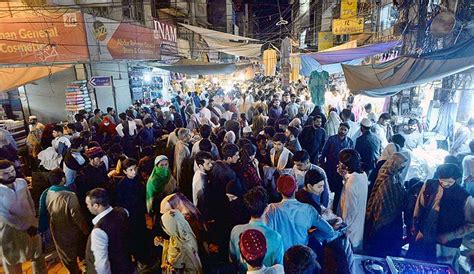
top-left (153, 20), bottom-right (178, 59)
top-left (332, 17), bottom-right (364, 35)
top-left (85, 14), bottom-right (161, 61)
top-left (0, 10), bottom-right (88, 64)
top-left (340, 0), bottom-right (358, 19)
top-left (318, 32), bottom-right (334, 51)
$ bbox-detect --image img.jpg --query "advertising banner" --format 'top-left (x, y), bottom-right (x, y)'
top-left (0, 10), bottom-right (88, 64)
top-left (318, 32), bottom-right (334, 51)
top-left (85, 14), bottom-right (161, 61)
top-left (153, 20), bottom-right (178, 59)
top-left (340, 0), bottom-right (358, 19)
top-left (332, 17), bottom-right (364, 35)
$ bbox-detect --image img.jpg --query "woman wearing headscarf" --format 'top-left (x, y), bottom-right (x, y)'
top-left (365, 152), bottom-right (409, 257)
top-left (236, 143), bottom-right (263, 192)
top-left (160, 192), bottom-right (207, 249)
top-left (146, 155), bottom-right (178, 228)
top-left (155, 210), bottom-right (203, 274)
top-left (289, 118), bottom-right (302, 133)
top-left (97, 116), bottom-right (116, 145)
top-left (325, 111), bottom-right (342, 138)
top-left (219, 131), bottom-right (236, 158)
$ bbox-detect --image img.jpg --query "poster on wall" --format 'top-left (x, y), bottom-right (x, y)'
top-left (0, 10), bottom-right (89, 64)
top-left (84, 13), bottom-right (162, 61)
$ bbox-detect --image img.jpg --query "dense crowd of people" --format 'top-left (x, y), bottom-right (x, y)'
top-left (0, 76), bottom-right (473, 273)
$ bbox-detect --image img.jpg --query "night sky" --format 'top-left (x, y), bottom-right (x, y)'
top-left (253, 0), bottom-right (292, 42)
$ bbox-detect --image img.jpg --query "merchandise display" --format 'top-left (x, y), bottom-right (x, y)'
top-left (65, 80), bottom-right (92, 112)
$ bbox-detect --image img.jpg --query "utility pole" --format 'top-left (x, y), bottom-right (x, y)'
top-left (244, 3), bottom-right (249, 37)
top-left (281, 36), bottom-right (291, 87)
top-left (190, 0), bottom-right (196, 59)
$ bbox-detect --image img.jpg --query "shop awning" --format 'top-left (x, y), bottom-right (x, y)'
top-left (299, 40), bottom-right (360, 75)
top-left (302, 40), bottom-right (402, 65)
top-left (0, 65), bottom-right (71, 93)
top-left (342, 37), bottom-right (474, 97)
top-left (204, 38), bottom-right (262, 57)
top-left (300, 55), bottom-right (363, 76)
top-left (319, 40), bottom-right (358, 52)
top-left (179, 23), bottom-right (263, 57)
top-left (153, 59), bottom-right (253, 75)
top-left (179, 23), bottom-right (258, 41)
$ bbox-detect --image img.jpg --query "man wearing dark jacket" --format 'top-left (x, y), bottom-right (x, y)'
top-left (205, 143), bottom-right (242, 259)
top-left (410, 164), bottom-right (474, 266)
top-left (116, 158), bottom-right (149, 268)
top-left (138, 118), bottom-right (155, 147)
top-left (354, 118), bottom-right (382, 175)
top-left (75, 147), bottom-right (109, 227)
top-left (85, 188), bottom-right (134, 274)
top-left (299, 115), bottom-right (326, 164)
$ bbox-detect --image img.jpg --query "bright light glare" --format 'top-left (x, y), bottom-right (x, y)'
top-left (143, 73), bottom-right (152, 83)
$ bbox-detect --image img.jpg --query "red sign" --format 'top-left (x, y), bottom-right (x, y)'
top-left (107, 23), bottom-right (160, 60)
top-left (0, 10), bottom-right (88, 64)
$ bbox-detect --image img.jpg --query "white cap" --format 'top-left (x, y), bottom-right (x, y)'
top-left (29, 115), bottom-right (37, 120)
top-left (360, 118), bottom-right (373, 128)
top-left (243, 125), bottom-right (252, 133)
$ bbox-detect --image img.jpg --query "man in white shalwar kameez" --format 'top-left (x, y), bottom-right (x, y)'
top-left (0, 160), bottom-right (46, 274)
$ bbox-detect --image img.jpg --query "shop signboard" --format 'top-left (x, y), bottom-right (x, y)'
top-left (85, 14), bottom-right (161, 61)
top-left (153, 20), bottom-right (178, 58)
top-left (0, 10), bottom-right (89, 64)
top-left (340, 0), bottom-right (358, 19)
top-left (89, 76), bottom-right (112, 87)
top-left (318, 32), bottom-right (333, 51)
top-left (332, 17), bottom-right (364, 35)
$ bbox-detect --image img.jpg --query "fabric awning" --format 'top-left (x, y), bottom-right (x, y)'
top-left (179, 23), bottom-right (262, 57)
top-left (204, 37), bottom-right (262, 57)
top-left (299, 40), bottom-right (360, 75)
top-left (342, 38), bottom-right (474, 97)
top-left (179, 23), bottom-right (258, 41)
top-left (319, 40), bottom-right (358, 52)
top-left (0, 65), bottom-right (71, 93)
top-left (153, 59), bottom-right (253, 75)
top-left (302, 40), bottom-right (402, 65)
top-left (300, 55), bottom-right (363, 76)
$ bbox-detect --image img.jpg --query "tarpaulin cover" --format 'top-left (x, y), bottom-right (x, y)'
top-left (179, 23), bottom-right (258, 41)
top-left (0, 65), bottom-right (71, 93)
top-left (342, 38), bottom-right (474, 97)
top-left (203, 37), bottom-right (262, 57)
top-left (299, 41), bottom-right (361, 75)
top-left (303, 40), bottom-right (402, 65)
top-left (179, 23), bottom-right (262, 57)
top-left (300, 55), bottom-right (363, 75)
top-left (154, 59), bottom-right (253, 75)
top-left (319, 40), bottom-right (358, 52)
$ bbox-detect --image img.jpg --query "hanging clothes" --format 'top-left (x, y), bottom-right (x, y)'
top-left (263, 49), bottom-right (277, 76)
top-left (290, 56), bottom-right (301, 82)
top-left (433, 102), bottom-right (457, 139)
top-left (308, 70), bottom-right (329, 106)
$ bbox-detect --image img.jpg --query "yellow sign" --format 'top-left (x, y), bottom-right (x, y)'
top-left (341, 0), bottom-right (358, 19)
top-left (332, 17), bottom-right (364, 35)
top-left (318, 32), bottom-right (333, 51)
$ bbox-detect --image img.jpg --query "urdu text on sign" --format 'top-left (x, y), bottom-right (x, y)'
top-left (332, 17), bottom-right (364, 35)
